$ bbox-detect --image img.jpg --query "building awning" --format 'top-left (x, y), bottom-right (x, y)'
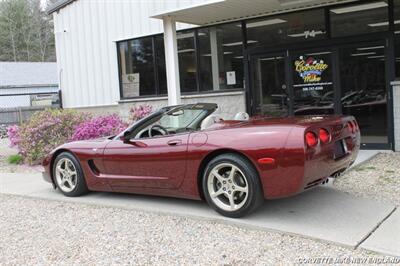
top-left (151, 0), bottom-right (357, 25)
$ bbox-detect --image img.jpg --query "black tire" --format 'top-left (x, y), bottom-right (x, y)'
top-left (52, 152), bottom-right (89, 197)
top-left (202, 153), bottom-right (264, 218)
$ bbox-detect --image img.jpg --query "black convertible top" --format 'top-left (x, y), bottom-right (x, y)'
top-left (162, 103), bottom-right (218, 112)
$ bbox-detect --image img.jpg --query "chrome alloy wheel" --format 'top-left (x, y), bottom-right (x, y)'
top-left (207, 163), bottom-right (249, 212)
top-left (55, 158), bottom-right (78, 193)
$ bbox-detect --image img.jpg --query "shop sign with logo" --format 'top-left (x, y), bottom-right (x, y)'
top-left (293, 55), bottom-right (332, 92)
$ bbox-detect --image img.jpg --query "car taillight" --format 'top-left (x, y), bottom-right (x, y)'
top-left (347, 121), bottom-right (355, 133)
top-left (305, 131), bottom-right (318, 147)
top-left (319, 128), bottom-right (331, 144)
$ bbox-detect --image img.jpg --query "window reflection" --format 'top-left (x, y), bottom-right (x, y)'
top-left (198, 24), bottom-right (244, 91)
top-left (177, 31), bottom-right (197, 93)
top-left (118, 37), bottom-right (155, 97)
top-left (330, 1), bottom-right (389, 37)
top-left (252, 55), bottom-right (288, 117)
top-left (246, 9), bottom-right (326, 47)
top-left (154, 36), bottom-right (167, 95)
top-left (339, 44), bottom-right (388, 144)
top-left (395, 0), bottom-right (400, 78)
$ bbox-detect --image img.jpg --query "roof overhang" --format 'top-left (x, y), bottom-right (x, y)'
top-left (47, 0), bottom-right (77, 15)
top-left (151, 0), bottom-right (358, 25)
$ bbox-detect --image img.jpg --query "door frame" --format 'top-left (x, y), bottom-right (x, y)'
top-left (244, 32), bottom-right (395, 149)
top-left (249, 51), bottom-right (291, 116)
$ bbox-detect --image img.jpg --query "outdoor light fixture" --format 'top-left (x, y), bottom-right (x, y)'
top-left (278, 0), bottom-right (314, 6)
top-left (306, 51), bottom-right (332, 56)
top-left (246, 18), bottom-right (287, 28)
top-left (368, 20), bottom-right (400, 27)
top-left (260, 56), bottom-right (284, 61)
top-left (350, 52), bottom-right (376, 56)
top-left (201, 51), bottom-right (233, 57)
top-left (356, 46), bottom-right (385, 50)
top-left (177, 32), bottom-right (206, 39)
top-left (330, 2), bottom-right (387, 14)
top-left (367, 55), bottom-right (385, 59)
top-left (222, 40), bottom-right (257, 46)
top-left (178, 49), bottom-right (195, 53)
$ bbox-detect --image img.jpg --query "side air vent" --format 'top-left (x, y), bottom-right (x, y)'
top-left (88, 159), bottom-right (100, 175)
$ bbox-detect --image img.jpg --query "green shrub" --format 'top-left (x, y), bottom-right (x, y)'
top-left (18, 109), bottom-right (88, 165)
top-left (7, 154), bottom-right (23, 164)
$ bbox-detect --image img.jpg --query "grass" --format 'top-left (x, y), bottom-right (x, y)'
top-left (7, 154), bottom-right (23, 165)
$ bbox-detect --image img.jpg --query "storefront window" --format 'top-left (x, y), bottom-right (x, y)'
top-left (330, 1), bottom-right (389, 38)
top-left (396, 37), bottom-right (400, 78)
top-left (118, 37), bottom-right (155, 98)
top-left (154, 36), bottom-right (167, 95)
top-left (198, 23), bottom-right (244, 91)
top-left (395, 0), bottom-right (400, 78)
top-left (339, 44), bottom-right (388, 144)
top-left (177, 30), bottom-right (197, 93)
top-left (246, 9), bottom-right (326, 47)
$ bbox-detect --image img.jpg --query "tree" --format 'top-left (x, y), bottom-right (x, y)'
top-left (0, 0), bottom-right (56, 62)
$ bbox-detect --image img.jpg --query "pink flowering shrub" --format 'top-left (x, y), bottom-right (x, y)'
top-left (17, 109), bottom-right (87, 165)
top-left (71, 114), bottom-right (128, 141)
top-left (7, 125), bottom-right (21, 148)
top-left (129, 104), bottom-right (153, 121)
top-left (6, 109), bottom-right (132, 165)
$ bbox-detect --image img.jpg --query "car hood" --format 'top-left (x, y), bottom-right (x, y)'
top-left (57, 136), bottom-right (113, 150)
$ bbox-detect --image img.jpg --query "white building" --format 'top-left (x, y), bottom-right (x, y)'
top-left (48, 0), bottom-right (400, 150)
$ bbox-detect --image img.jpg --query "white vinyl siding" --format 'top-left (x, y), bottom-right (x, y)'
top-left (53, 0), bottom-right (207, 108)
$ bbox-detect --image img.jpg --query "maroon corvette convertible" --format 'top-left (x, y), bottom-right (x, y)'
top-left (42, 103), bottom-right (360, 217)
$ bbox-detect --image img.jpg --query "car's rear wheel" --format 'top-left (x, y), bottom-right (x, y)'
top-left (202, 153), bottom-right (264, 218)
top-left (53, 152), bottom-right (89, 197)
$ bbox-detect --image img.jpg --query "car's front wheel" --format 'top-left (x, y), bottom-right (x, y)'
top-left (53, 152), bottom-right (89, 197)
top-left (202, 153), bottom-right (264, 218)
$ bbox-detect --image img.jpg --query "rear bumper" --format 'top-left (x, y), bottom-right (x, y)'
top-left (303, 134), bottom-right (360, 187)
top-left (261, 126), bottom-right (360, 199)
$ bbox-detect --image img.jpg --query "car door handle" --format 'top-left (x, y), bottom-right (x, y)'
top-left (167, 140), bottom-right (182, 146)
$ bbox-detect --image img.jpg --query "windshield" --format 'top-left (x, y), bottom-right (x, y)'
top-left (122, 103), bottom-right (217, 140)
top-left (158, 108), bottom-right (208, 130)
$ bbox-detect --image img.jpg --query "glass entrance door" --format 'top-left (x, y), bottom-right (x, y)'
top-left (250, 53), bottom-right (288, 117)
top-left (249, 43), bottom-right (391, 148)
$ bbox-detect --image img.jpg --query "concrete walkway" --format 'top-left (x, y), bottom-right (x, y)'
top-left (351, 150), bottom-right (380, 168)
top-left (0, 172), bottom-right (398, 257)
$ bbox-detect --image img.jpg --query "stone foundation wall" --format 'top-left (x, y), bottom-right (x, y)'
top-left (118, 91), bottom-right (246, 120)
top-left (392, 81), bottom-right (400, 151)
top-left (70, 91), bottom-right (247, 121)
top-left (71, 104), bottom-right (120, 116)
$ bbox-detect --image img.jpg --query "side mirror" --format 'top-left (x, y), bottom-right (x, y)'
top-left (120, 131), bottom-right (130, 143)
top-left (119, 131), bottom-right (147, 147)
